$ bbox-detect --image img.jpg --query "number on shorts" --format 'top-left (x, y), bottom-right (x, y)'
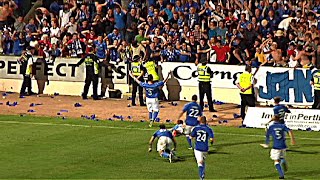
top-left (275, 130), bottom-right (282, 140)
top-left (189, 109), bottom-right (199, 117)
top-left (196, 132), bottom-right (207, 142)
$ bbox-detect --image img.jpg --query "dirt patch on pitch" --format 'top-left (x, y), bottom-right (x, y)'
top-left (0, 92), bottom-right (242, 126)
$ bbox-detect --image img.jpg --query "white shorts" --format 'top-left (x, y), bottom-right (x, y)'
top-left (157, 136), bottom-right (173, 152)
top-left (194, 149), bottom-right (207, 164)
top-left (270, 149), bottom-right (286, 160)
top-left (146, 98), bottom-right (159, 112)
top-left (184, 125), bottom-right (195, 135)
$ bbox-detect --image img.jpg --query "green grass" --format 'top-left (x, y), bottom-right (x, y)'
top-left (0, 115), bottom-right (319, 179)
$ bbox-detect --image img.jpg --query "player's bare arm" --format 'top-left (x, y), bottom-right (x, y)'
top-left (148, 136), bottom-right (156, 152)
top-left (288, 130), bottom-right (296, 145)
top-left (163, 71), bottom-right (172, 83)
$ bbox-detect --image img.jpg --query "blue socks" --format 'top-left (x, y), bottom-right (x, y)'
top-left (186, 136), bottom-right (192, 148)
top-left (275, 163), bottom-right (284, 177)
top-left (149, 112), bottom-right (152, 120)
top-left (161, 152), bottom-right (170, 159)
top-left (152, 111), bottom-right (159, 120)
top-left (198, 164), bottom-right (205, 179)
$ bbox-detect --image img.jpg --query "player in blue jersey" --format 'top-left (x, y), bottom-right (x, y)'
top-left (190, 116), bottom-right (214, 180)
top-left (178, 95), bottom-right (203, 149)
top-left (148, 124), bottom-right (177, 163)
top-left (265, 97), bottom-right (291, 128)
top-left (260, 116), bottom-right (296, 179)
top-left (129, 71), bottom-right (171, 127)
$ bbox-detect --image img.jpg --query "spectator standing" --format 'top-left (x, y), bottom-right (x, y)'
top-left (59, 1), bottom-right (77, 29)
top-left (113, 2), bottom-right (127, 39)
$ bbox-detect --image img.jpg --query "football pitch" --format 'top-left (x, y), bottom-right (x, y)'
top-left (0, 115), bottom-right (319, 179)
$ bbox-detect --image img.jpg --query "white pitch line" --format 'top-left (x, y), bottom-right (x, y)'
top-left (0, 120), bottom-right (319, 141)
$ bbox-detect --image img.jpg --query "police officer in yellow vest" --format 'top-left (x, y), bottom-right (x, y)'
top-left (236, 65), bottom-right (256, 120)
top-left (18, 46), bottom-right (36, 97)
top-left (143, 58), bottom-right (167, 100)
top-left (76, 46), bottom-right (100, 100)
top-left (131, 55), bottom-right (146, 106)
top-left (311, 70), bottom-right (320, 109)
top-left (197, 60), bottom-right (216, 112)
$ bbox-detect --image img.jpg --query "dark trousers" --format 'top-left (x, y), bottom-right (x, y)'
top-left (83, 74), bottom-right (98, 99)
top-left (154, 80), bottom-right (167, 101)
top-left (132, 79), bottom-right (144, 105)
top-left (312, 90), bottom-right (320, 109)
top-left (199, 82), bottom-right (214, 111)
top-left (20, 75), bottom-right (32, 95)
top-left (240, 93), bottom-right (256, 120)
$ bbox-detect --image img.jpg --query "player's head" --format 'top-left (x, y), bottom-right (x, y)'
top-left (159, 124), bottom-right (166, 129)
top-left (274, 96), bottom-right (282, 104)
top-left (147, 74), bottom-right (153, 82)
top-left (199, 116), bottom-right (207, 124)
top-left (192, 94), bottom-right (197, 102)
top-left (177, 120), bottom-right (183, 125)
top-left (245, 65), bottom-right (252, 73)
top-left (272, 115), bottom-right (280, 122)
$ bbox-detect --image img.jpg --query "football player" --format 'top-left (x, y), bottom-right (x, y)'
top-left (177, 95), bottom-right (203, 149)
top-left (260, 116), bottom-right (296, 179)
top-left (148, 124), bottom-right (177, 163)
top-left (129, 71), bottom-right (171, 127)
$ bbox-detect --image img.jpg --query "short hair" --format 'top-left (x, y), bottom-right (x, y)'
top-left (147, 74), bottom-right (153, 81)
top-left (245, 65), bottom-right (252, 72)
top-left (159, 124), bottom-right (166, 129)
top-left (274, 96), bottom-right (282, 103)
top-left (192, 95), bottom-right (197, 101)
top-left (200, 116), bottom-right (207, 124)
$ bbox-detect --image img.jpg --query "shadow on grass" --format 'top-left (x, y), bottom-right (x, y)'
top-left (241, 169), bottom-right (320, 179)
top-left (216, 140), bottom-right (262, 149)
top-left (287, 149), bottom-right (319, 155)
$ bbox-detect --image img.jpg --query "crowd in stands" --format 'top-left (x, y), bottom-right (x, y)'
top-left (1, 0), bottom-right (320, 68)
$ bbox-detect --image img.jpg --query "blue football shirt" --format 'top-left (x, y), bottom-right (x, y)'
top-left (273, 104), bottom-right (291, 120)
top-left (191, 124), bottom-right (214, 152)
top-left (266, 122), bottom-right (290, 149)
top-left (94, 41), bottom-right (107, 59)
top-left (153, 129), bottom-right (174, 139)
top-left (140, 81), bottom-right (164, 98)
top-left (183, 102), bottom-right (203, 126)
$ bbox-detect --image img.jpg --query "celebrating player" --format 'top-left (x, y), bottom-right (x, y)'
top-left (260, 116), bottom-right (296, 179)
top-left (190, 116), bottom-right (214, 180)
top-left (177, 95), bottom-right (203, 149)
top-left (265, 97), bottom-right (291, 129)
top-left (129, 71), bottom-right (171, 127)
top-left (148, 124), bottom-right (177, 163)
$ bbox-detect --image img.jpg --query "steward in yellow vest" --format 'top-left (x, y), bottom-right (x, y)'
top-left (197, 61), bottom-right (216, 112)
top-left (76, 46), bottom-right (101, 100)
top-left (236, 65), bottom-right (256, 121)
top-left (130, 55), bottom-right (146, 106)
top-left (19, 46), bottom-right (36, 97)
top-left (311, 70), bottom-right (320, 109)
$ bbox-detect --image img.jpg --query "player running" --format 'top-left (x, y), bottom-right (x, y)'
top-left (265, 97), bottom-right (291, 129)
top-left (260, 116), bottom-right (296, 179)
top-left (148, 124), bottom-right (177, 163)
top-left (177, 95), bottom-right (203, 149)
top-left (190, 116), bottom-right (214, 180)
top-left (129, 71), bottom-right (171, 127)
